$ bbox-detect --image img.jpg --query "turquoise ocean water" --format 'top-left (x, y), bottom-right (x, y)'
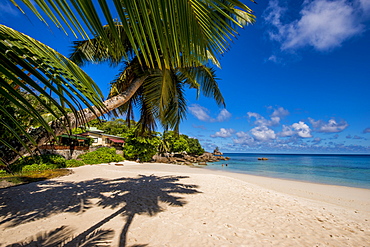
top-left (206, 153), bottom-right (370, 189)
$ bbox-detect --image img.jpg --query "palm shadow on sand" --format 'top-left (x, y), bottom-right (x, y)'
top-left (0, 174), bottom-right (201, 246)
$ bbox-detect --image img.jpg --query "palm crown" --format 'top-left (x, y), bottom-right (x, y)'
top-left (70, 22), bottom-right (225, 133)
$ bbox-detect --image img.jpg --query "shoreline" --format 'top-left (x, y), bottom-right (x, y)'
top-left (136, 162), bottom-right (370, 213)
top-left (204, 164), bottom-right (370, 190)
top-left (1, 161), bottom-right (369, 246)
top-left (201, 166), bottom-right (370, 213)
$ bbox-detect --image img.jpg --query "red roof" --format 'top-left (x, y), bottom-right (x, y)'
top-left (108, 138), bottom-right (125, 143)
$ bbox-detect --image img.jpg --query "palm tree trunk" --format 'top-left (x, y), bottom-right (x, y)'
top-left (1, 76), bottom-right (146, 166)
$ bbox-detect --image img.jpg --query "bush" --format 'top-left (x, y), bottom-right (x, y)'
top-left (66, 159), bottom-right (86, 167)
top-left (78, 147), bottom-right (124, 164)
top-left (123, 133), bottom-right (160, 162)
top-left (42, 155), bottom-right (66, 167)
top-left (22, 163), bottom-right (58, 172)
top-left (11, 154), bottom-right (66, 173)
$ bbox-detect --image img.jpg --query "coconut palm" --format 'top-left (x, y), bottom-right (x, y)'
top-left (71, 29), bottom-right (224, 133)
top-left (1, 0), bottom-right (256, 166)
top-left (108, 60), bottom-right (224, 134)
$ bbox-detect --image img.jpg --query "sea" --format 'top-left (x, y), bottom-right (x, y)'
top-left (206, 153), bottom-right (370, 189)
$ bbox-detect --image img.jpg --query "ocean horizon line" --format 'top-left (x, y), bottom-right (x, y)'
top-left (219, 152), bottom-right (370, 157)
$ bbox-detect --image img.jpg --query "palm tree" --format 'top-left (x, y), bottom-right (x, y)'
top-left (1, 0), bottom-right (256, 166)
top-left (71, 30), bottom-right (224, 133)
top-left (109, 61), bottom-right (224, 134)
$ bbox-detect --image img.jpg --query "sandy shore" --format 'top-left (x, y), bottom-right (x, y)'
top-left (1, 162), bottom-right (369, 246)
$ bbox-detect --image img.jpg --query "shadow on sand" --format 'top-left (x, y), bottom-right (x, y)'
top-left (0, 174), bottom-right (201, 246)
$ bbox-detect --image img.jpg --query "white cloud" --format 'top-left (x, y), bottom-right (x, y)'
top-left (309, 118), bottom-right (349, 133)
top-left (280, 121), bottom-right (312, 138)
top-left (250, 126), bottom-right (277, 141)
top-left (265, 0), bottom-right (366, 51)
top-left (363, 127), bottom-right (370, 133)
top-left (270, 106), bottom-right (290, 125)
top-left (216, 109), bottom-right (232, 122)
top-left (248, 106), bottom-right (289, 127)
top-left (271, 106), bottom-right (290, 118)
top-left (292, 121), bottom-right (312, 138)
top-left (280, 125), bottom-right (295, 137)
top-left (247, 111), bottom-right (269, 126)
top-left (233, 131), bottom-right (255, 145)
top-left (211, 128), bottom-right (235, 138)
top-left (236, 131), bottom-right (250, 138)
top-left (188, 104), bottom-right (231, 122)
top-left (247, 112), bottom-right (261, 119)
top-left (359, 0), bottom-right (370, 15)
top-left (188, 104), bottom-right (211, 121)
top-left (268, 55), bottom-right (278, 62)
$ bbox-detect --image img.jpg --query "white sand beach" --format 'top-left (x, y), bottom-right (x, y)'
top-left (1, 162), bottom-right (369, 246)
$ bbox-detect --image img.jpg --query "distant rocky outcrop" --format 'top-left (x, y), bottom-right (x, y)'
top-left (213, 147), bottom-right (223, 156)
top-left (152, 152), bottom-right (229, 166)
top-left (258, 157), bottom-right (269, 160)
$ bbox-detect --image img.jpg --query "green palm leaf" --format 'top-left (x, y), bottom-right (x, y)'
top-left (0, 25), bottom-right (105, 166)
top-left (13, 0), bottom-right (256, 69)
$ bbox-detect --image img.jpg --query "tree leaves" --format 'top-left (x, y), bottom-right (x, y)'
top-left (13, 0), bottom-right (256, 70)
top-left (0, 25), bottom-right (105, 166)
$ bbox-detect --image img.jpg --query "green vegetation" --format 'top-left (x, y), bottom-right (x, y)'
top-left (72, 119), bottom-right (130, 136)
top-left (78, 147), bottom-right (124, 165)
top-left (121, 129), bottom-right (205, 162)
top-left (0, 119), bottom-right (206, 187)
top-left (2, 119), bottom-right (205, 177)
top-left (122, 130), bottom-right (161, 162)
top-left (2, 1), bottom-right (255, 168)
top-left (65, 159), bottom-right (86, 168)
top-left (0, 154), bottom-right (73, 187)
top-left (0, 148), bottom-right (124, 187)
top-left (161, 131), bottom-right (205, 155)
top-left (0, 25), bottom-right (106, 167)
top-left (11, 154), bottom-right (67, 173)
top-left (73, 120), bottom-right (206, 162)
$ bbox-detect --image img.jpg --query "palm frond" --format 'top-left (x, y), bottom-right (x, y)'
top-left (70, 23), bottom-right (134, 67)
top-left (13, 0), bottom-right (256, 69)
top-left (0, 24), bottom-right (105, 165)
top-left (178, 66), bottom-right (225, 107)
top-left (162, 80), bottom-right (187, 132)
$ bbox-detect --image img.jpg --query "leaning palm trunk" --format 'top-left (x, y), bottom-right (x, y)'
top-left (1, 76), bottom-right (146, 166)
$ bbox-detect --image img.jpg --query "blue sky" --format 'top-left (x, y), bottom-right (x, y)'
top-left (1, 0), bottom-right (370, 154)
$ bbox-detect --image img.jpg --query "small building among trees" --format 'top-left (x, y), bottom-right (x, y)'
top-left (78, 127), bottom-right (125, 148)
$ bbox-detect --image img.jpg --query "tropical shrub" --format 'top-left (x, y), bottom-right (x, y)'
top-left (121, 128), bottom-right (160, 162)
top-left (11, 154), bottom-right (67, 173)
top-left (160, 131), bottom-right (205, 155)
top-left (22, 163), bottom-right (56, 172)
top-left (66, 159), bottom-right (86, 167)
top-left (78, 147), bottom-right (124, 164)
top-left (186, 137), bottom-right (205, 155)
